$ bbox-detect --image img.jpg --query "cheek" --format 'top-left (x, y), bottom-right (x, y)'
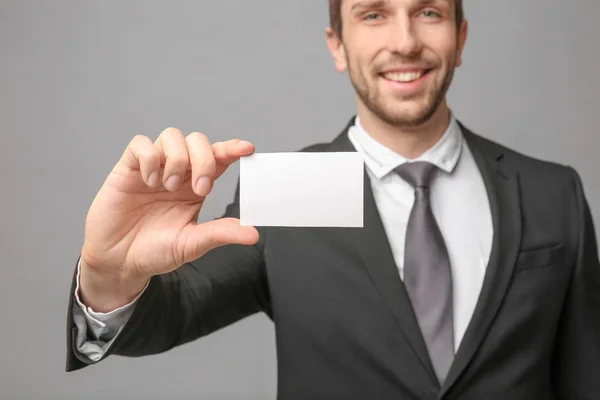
top-left (417, 29), bottom-right (458, 60)
top-left (347, 35), bottom-right (384, 63)
top-left (350, 45), bottom-right (377, 65)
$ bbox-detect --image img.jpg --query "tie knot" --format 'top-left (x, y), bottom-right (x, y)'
top-left (394, 161), bottom-right (438, 189)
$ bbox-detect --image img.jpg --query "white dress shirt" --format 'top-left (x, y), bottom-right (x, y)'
top-left (72, 114), bottom-right (493, 360)
top-left (348, 115), bottom-right (493, 351)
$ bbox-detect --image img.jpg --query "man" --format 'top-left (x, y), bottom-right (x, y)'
top-left (65, 0), bottom-right (600, 398)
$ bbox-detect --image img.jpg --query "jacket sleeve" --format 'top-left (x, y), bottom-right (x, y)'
top-left (65, 182), bottom-right (271, 372)
top-left (552, 167), bottom-right (600, 398)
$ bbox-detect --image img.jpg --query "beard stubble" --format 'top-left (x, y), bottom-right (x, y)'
top-left (347, 51), bottom-right (457, 129)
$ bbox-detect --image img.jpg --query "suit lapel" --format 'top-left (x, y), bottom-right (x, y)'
top-left (439, 123), bottom-right (523, 396)
top-left (329, 118), bottom-right (440, 386)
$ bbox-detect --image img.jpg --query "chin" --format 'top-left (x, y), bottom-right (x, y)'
top-left (377, 102), bottom-right (437, 128)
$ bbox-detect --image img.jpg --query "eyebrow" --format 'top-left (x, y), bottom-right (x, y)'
top-left (419, 0), bottom-right (452, 6)
top-left (351, 0), bottom-right (450, 12)
top-left (418, 0), bottom-right (451, 6)
top-left (350, 0), bottom-right (389, 13)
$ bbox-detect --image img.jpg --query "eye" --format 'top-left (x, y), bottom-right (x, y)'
top-left (421, 9), bottom-right (441, 18)
top-left (364, 12), bottom-right (382, 21)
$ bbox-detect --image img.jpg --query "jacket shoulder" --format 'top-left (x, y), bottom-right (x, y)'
top-left (462, 124), bottom-right (575, 180)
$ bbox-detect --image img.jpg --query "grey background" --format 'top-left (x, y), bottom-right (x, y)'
top-left (1, 0), bottom-right (599, 399)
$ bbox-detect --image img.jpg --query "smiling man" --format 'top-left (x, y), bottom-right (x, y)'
top-left (66, 1), bottom-right (600, 399)
top-left (327, 0), bottom-right (466, 157)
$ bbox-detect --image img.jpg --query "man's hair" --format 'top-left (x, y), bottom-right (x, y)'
top-left (329, 0), bottom-right (464, 39)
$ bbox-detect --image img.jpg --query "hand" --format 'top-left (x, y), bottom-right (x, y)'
top-left (79, 128), bottom-right (258, 310)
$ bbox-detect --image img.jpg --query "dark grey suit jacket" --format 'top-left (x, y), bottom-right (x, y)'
top-left (66, 118), bottom-right (600, 400)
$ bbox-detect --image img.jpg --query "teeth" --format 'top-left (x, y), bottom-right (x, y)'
top-left (383, 71), bottom-right (425, 83)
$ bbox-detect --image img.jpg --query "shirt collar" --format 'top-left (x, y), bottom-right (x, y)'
top-left (348, 114), bottom-right (464, 180)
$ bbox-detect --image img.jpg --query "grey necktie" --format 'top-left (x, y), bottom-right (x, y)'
top-left (394, 161), bottom-right (454, 385)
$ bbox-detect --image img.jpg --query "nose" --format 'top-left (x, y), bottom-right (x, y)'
top-left (386, 16), bottom-right (423, 57)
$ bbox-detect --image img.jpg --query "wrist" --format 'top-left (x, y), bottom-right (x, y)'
top-left (79, 259), bottom-right (149, 313)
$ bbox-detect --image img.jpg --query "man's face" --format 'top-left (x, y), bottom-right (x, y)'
top-left (327, 0), bottom-right (468, 128)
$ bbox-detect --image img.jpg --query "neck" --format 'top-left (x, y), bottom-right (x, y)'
top-left (356, 100), bottom-right (452, 160)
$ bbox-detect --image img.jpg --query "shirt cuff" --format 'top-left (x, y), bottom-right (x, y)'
top-left (72, 258), bottom-right (149, 361)
top-left (74, 258), bottom-right (148, 338)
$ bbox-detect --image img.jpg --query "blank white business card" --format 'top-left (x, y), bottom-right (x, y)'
top-left (239, 152), bottom-right (364, 227)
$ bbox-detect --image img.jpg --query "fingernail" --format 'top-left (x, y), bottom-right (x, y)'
top-left (239, 140), bottom-right (252, 147)
top-left (148, 171), bottom-right (158, 187)
top-left (195, 176), bottom-right (211, 196)
top-left (165, 175), bottom-right (181, 191)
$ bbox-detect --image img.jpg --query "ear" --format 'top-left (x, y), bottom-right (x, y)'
top-left (455, 19), bottom-right (468, 67)
top-left (326, 27), bottom-right (348, 72)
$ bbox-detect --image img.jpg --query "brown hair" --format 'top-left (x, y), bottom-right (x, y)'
top-left (329, 0), bottom-right (464, 38)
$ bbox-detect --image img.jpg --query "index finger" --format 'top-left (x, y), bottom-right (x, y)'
top-left (212, 139), bottom-right (255, 179)
top-left (213, 139), bottom-right (255, 166)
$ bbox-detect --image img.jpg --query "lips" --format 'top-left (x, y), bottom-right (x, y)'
top-left (380, 69), bottom-right (432, 83)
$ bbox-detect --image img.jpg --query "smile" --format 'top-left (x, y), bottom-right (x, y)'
top-left (381, 69), bottom-right (432, 83)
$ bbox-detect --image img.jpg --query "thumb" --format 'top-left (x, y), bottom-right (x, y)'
top-left (178, 218), bottom-right (260, 261)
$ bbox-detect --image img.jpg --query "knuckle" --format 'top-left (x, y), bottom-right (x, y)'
top-left (138, 148), bottom-right (159, 163)
top-left (130, 136), bottom-right (155, 157)
top-left (194, 157), bottom-right (217, 175)
top-left (161, 127), bottom-right (183, 138)
top-left (131, 134), bottom-right (145, 142)
top-left (186, 131), bottom-right (208, 141)
top-left (131, 134), bottom-right (150, 147)
top-left (165, 154), bottom-right (189, 171)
